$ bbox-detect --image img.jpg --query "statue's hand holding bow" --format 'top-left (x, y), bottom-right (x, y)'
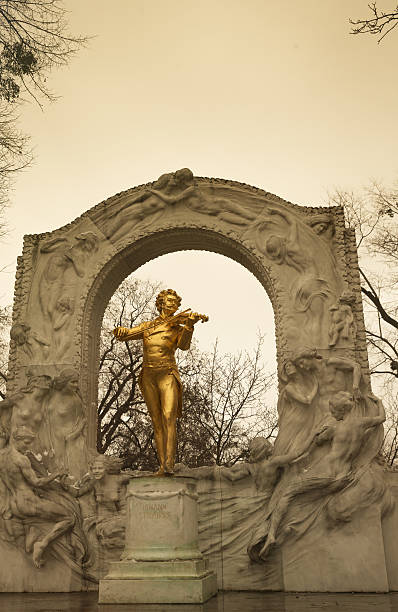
top-left (113, 326), bottom-right (131, 341)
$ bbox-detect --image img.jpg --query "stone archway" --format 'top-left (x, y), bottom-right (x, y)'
top-left (8, 169), bottom-right (368, 446)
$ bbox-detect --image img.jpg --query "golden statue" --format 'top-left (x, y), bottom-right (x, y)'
top-left (113, 289), bottom-right (208, 476)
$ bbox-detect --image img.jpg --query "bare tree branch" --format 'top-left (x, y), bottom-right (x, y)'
top-left (350, 3), bottom-right (398, 42)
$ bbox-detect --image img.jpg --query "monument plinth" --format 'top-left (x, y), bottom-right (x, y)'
top-left (98, 476), bottom-right (217, 604)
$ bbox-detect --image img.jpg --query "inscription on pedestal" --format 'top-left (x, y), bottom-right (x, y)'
top-left (141, 503), bottom-right (172, 520)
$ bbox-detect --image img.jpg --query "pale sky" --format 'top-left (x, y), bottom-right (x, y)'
top-left (0, 1), bottom-right (397, 365)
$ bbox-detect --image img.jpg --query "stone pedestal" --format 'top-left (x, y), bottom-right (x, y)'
top-left (99, 476), bottom-right (217, 604)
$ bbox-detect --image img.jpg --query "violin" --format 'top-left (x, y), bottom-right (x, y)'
top-left (171, 309), bottom-right (209, 325)
top-left (112, 308), bottom-right (209, 342)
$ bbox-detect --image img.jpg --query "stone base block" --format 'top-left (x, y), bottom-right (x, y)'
top-left (105, 558), bottom-right (210, 579)
top-left (99, 561), bottom-right (217, 604)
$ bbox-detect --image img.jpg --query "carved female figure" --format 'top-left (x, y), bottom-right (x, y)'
top-left (306, 213), bottom-right (335, 242)
top-left (38, 232), bottom-right (99, 355)
top-left (272, 359), bottom-right (319, 457)
top-left (250, 208), bottom-right (331, 345)
top-left (104, 169), bottom-right (195, 241)
top-left (44, 369), bottom-right (89, 480)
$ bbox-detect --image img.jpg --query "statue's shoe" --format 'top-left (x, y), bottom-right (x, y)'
top-left (148, 467), bottom-right (165, 477)
top-left (164, 463), bottom-right (174, 476)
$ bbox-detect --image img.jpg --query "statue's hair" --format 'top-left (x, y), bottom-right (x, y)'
top-left (339, 290), bottom-right (355, 304)
top-left (308, 213), bottom-right (331, 225)
top-left (75, 231), bottom-right (99, 252)
top-left (12, 426), bottom-right (35, 441)
top-left (89, 454), bottom-right (123, 475)
top-left (329, 391), bottom-right (353, 411)
top-left (279, 359), bottom-right (296, 383)
top-left (248, 437), bottom-right (273, 462)
top-left (25, 373), bottom-right (52, 392)
top-left (10, 323), bottom-right (30, 343)
top-left (155, 289), bottom-right (181, 313)
top-left (175, 168), bottom-right (193, 185)
top-left (264, 235), bottom-right (286, 261)
top-left (292, 347), bottom-right (322, 364)
top-left (53, 368), bottom-right (79, 391)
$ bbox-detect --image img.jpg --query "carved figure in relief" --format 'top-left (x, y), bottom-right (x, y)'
top-left (176, 438), bottom-right (301, 495)
top-left (172, 169), bottom-right (260, 226)
top-left (292, 348), bottom-right (361, 424)
top-left (64, 455), bottom-right (131, 551)
top-left (218, 438), bottom-right (309, 495)
top-left (105, 169), bottom-right (195, 240)
top-left (38, 232), bottom-right (99, 354)
top-left (328, 290), bottom-right (357, 347)
top-left (256, 391), bottom-right (385, 559)
top-left (10, 323), bottom-right (50, 363)
top-left (272, 358), bottom-right (319, 456)
top-left (0, 427), bottom-right (72, 568)
top-left (113, 289), bottom-right (208, 475)
top-left (0, 374), bottom-right (52, 448)
top-left (306, 213), bottom-right (335, 242)
top-left (250, 208), bottom-right (330, 343)
top-left (105, 167), bottom-right (260, 239)
top-left (42, 369), bottom-right (89, 480)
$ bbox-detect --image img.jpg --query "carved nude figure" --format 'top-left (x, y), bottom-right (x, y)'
top-left (292, 348), bottom-right (362, 423)
top-left (44, 369), bottom-right (89, 480)
top-left (105, 169), bottom-right (195, 241)
top-left (328, 290), bottom-right (357, 347)
top-left (0, 427), bottom-right (71, 568)
top-left (218, 438), bottom-right (307, 495)
top-left (176, 437), bottom-right (304, 496)
top-left (64, 455), bottom-right (132, 551)
top-left (257, 391), bottom-right (385, 559)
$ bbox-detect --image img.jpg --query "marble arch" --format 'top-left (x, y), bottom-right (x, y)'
top-left (8, 169), bottom-right (369, 448)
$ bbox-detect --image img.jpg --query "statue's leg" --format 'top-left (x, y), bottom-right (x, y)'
top-left (158, 371), bottom-right (179, 474)
top-left (260, 493), bottom-right (292, 559)
top-left (140, 368), bottom-right (166, 472)
top-left (29, 499), bottom-right (75, 568)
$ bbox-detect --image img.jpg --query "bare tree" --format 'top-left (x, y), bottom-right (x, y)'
top-left (0, 0), bottom-right (87, 104)
top-left (350, 3), bottom-right (398, 42)
top-left (177, 339), bottom-right (277, 466)
top-left (0, 1), bottom-right (87, 215)
top-left (98, 278), bottom-right (277, 468)
top-left (0, 305), bottom-right (11, 399)
top-left (382, 386), bottom-right (398, 466)
top-left (328, 181), bottom-right (398, 379)
top-left (0, 102), bottom-right (31, 217)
